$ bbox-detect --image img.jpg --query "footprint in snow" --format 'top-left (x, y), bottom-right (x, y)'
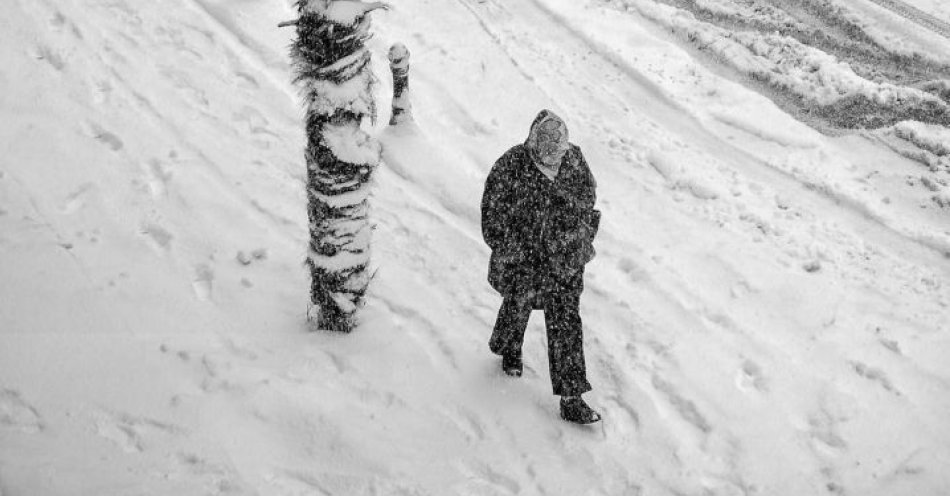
top-left (49, 11), bottom-right (67, 29)
top-left (90, 79), bottom-right (113, 105)
top-left (850, 361), bottom-right (901, 396)
top-left (269, 469), bottom-right (424, 496)
top-left (81, 121), bottom-right (124, 151)
top-left (192, 264), bottom-right (214, 302)
top-left (806, 411), bottom-right (847, 457)
top-left (160, 346), bottom-right (239, 393)
top-left (236, 248), bottom-right (267, 266)
top-left (232, 106), bottom-right (277, 142)
top-left (234, 71), bottom-right (259, 90)
top-left (159, 343), bottom-right (192, 363)
top-left (73, 228), bottom-right (103, 246)
top-left (174, 451), bottom-right (248, 493)
top-left (222, 338), bottom-right (259, 361)
top-left (160, 68), bottom-right (209, 108)
top-left (48, 11), bottom-right (83, 39)
top-left (93, 410), bottom-right (182, 453)
top-left (456, 461), bottom-right (522, 496)
top-left (97, 0), bottom-right (142, 27)
top-left (152, 25), bottom-right (205, 60)
top-left (31, 44), bottom-right (66, 71)
top-left (604, 394), bottom-right (640, 435)
top-left (440, 405), bottom-right (487, 442)
top-left (729, 280), bottom-right (753, 299)
top-left (651, 375), bottom-right (712, 434)
top-left (699, 475), bottom-right (749, 496)
top-left (735, 359), bottom-right (769, 393)
top-left (879, 338), bottom-right (902, 355)
top-left (140, 223), bottom-right (173, 252)
top-left (0, 389), bottom-right (44, 434)
top-left (143, 159), bottom-right (173, 197)
top-left (60, 183), bottom-right (96, 214)
top-left (617, 256), bottom-right (649, 283)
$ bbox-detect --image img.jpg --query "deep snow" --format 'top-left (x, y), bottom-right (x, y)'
top-left (1, 0), bottom-right (949, 495)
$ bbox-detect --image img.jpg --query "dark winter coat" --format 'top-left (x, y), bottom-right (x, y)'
top-left (481, 143), bottom-right (600, 299)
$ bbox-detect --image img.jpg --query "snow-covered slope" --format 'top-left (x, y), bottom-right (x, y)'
top-left (2, 0), bottom-right (949, 495)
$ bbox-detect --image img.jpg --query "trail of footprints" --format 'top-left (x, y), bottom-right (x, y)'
top-left (850, 360), bottom-right (901, 396)
top-left (267, 468), bottom-right (425, 496)
top-left (651, 374), bottom-right (712, 435)
top-left (456, 460), bottom-right (523, 496)
top-left (29, 0), bottom-right (283, 305)
top-left (91, 406), bottom-right (250, 493)
top-left (93, 410), bottom-right (183, 454)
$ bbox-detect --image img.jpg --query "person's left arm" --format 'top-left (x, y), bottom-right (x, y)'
top-left (564, 146), bottom-right (600, 241)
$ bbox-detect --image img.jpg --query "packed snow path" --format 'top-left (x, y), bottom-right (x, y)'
top-left (1, 0), bottom-right (949, 495)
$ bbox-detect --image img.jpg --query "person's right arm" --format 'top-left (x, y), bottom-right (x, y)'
top-left (481, 153), bottom-right (514, 252)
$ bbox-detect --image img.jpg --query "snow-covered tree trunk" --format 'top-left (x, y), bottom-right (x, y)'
top-left (288, 0), bottom-right (387, 332)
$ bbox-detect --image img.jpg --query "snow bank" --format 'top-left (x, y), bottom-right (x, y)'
top-left (731, 32), bottom-right (928, 107)
top-left (878, 121), bottom-right (950, 174)
top-left (694, 0), bottom-right (802, 28)
top-left (893, 120), bottom-right (950, 156)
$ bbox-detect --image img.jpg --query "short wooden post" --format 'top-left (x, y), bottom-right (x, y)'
top-left (388, 43), bottom-right (412, 125)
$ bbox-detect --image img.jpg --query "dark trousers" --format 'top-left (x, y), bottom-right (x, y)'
top-left (489, 293), bottom-right (592, 397)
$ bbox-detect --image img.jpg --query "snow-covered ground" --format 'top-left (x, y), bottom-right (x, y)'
top-left (1, 0), bottom-right (949, 495)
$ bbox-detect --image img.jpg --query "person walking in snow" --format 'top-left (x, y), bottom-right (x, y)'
top-left (481, 109), bottom-right (602, 424)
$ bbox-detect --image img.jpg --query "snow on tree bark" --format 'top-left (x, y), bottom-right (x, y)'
top-left (288, 0), bottom-right (387, 332)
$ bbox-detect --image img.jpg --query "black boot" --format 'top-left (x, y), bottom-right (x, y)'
top-left (502, 350), bottom-right (523, 377)
top-left (560, 395), bottom-right (601, 424)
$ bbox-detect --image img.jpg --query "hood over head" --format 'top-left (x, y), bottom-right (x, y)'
top-left (525, 109), bottom-right (570, 161)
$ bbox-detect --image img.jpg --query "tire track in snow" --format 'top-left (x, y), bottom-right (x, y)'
top-left (452, 0), bottom-right (559, 104)
top-left (864, 0), bottom-right (950, 39)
